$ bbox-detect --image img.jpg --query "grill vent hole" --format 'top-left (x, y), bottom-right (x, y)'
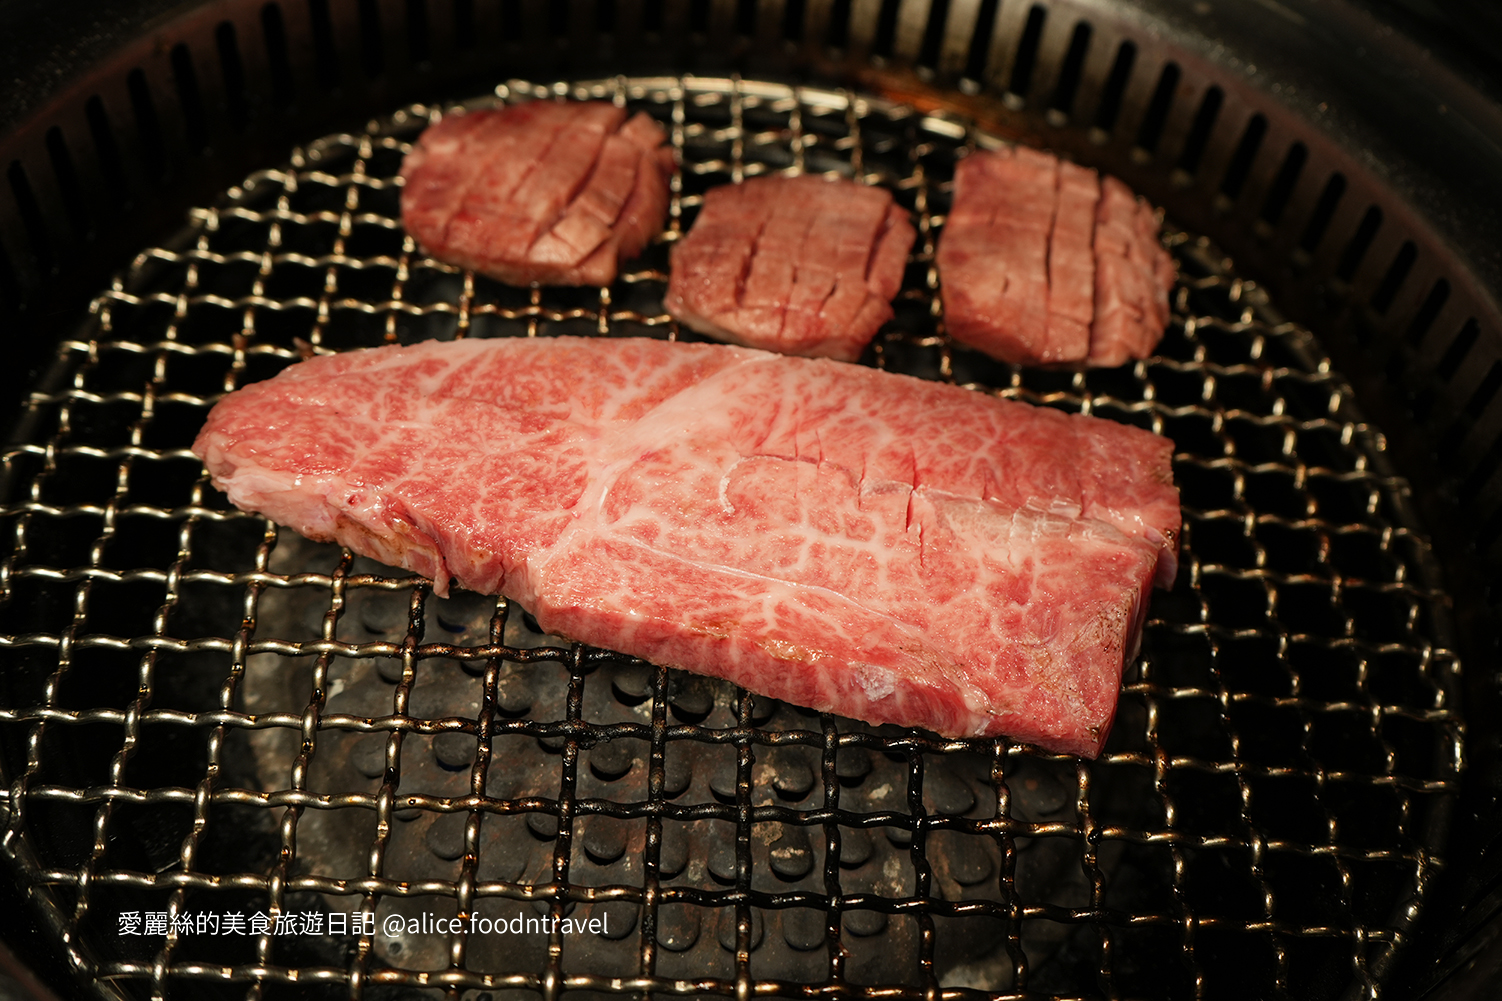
top-left (643, 0), bottom-right (664, 33)
top-left (1176, 85), bottom-right (1223, 177)
top-left (1049, 21), bottom-right (1092, 116)
top-left (1436, 318), bottom-right (1481, 382)
top-left (407, 0), bottom-right (432, 64)
top-left (1458, 431), bottom-right (1502, 504)
top-left (308, 0), bottom-right (342, 89)
top-left (44, 128), bottom-right (91, 241)
top-left (215, 22), bottom-right (251, 132)
top-left (1440, 361), bottom-right (1502, 466)
top-left (597, 0), bottom-right (617, 35)
top-left (1008, 6), bottom-right (1047, 99)
top-left (1135, 61), bottom-right (1180, 154)
top-left (690, 0), bottom-right (712, 35)
top-left (170, 44), bottom-right (210, 153)
top-left (1259, 141), bottom-right (1307, 226)
top-left (126, 69), bottom-right (168, 182)
top-left (918, 0), bottom-right (950, 70)
top-left (963, 0), bottom-right (1000, 83)
top-left (829, 0), bottom-right (854, 49)
top-left (736, 0), bottom-right (757, 38)
top-left (1463, 363), bottom-right (1502, 420)
top-left (262, 3), bottom-right (297, 108)
top-left (1405, 279), bottom-right (1450, 345)
top-left (1372, 241), bottom-right (1417, 316)
top-left (6, 161), bottom-right (53, 274)
top-left (873, 0), bottom-right (902, 59)
top-left (358, 0), bottom-right (386, 78)
top-left (782, 0), bottom-right (807, 43)
top-left (84, 97), bottom-right (129, 209)
top-left (1473, 505), bottom-right (1502, 556)
top-left (1335, 206), bottom-right (1383, 282)
top-left (1093, 39), bottom-right (1136, 134)
top-left (454, 0), bottom-right (477, 47)
top-left (1219, 113), bottom-right (1267, 201)
top-left (0, 242), bottom-right (17, 302)
top-left (1299, 172), bottom-right (1346, 252)
top-left (1439, 358), bottom-right (1502, 459)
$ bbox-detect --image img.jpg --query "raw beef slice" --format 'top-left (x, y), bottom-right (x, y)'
top-left (193, 337), bottom-right (1180, 756)
top-left (936, 147), bottom-right (1175, 367)
top-left (401, 101), bottom-right (674, 286)
top-left (665, 175), bottom-right (915, 361)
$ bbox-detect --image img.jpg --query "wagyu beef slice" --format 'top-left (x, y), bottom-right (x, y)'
top-left (937, 147), bottom-right (1061, 363)
top-left (665, 175), bottom-right (915, 362)
top-left (1089, 176), bottom-right (1175, 367)
top-left (1046, 160), bottom-right (1101, 362)
top-left (936, 147), bottom-right (1175, 368)
top-left (401, 101), bottom-right (673, 287)
top-left (193, 337), bottom-right (1179, 756)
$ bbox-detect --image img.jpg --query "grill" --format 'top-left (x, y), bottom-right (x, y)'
top-left (1, 3), bottom-right (1500, 1001)
top-left (0, 75), bottom-right (1468, 999)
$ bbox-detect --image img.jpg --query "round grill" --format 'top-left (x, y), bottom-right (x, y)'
top-left (0, 76), bottom-right (1465, 1000)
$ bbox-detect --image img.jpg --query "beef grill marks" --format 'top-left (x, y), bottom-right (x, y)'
top-left (400, 100), bottom-right (673, 286)
top-left (0, 77), bottom-right (1464, 1001)
top-left (936, 147), bottom-right (1175, 367)
top-left (665, 175), bottom-right (915, 360)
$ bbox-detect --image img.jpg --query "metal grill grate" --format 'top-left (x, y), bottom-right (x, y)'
top-left (0, 76), bottom-right (1466, 1000)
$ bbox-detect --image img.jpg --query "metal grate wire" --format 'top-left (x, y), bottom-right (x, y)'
top-left (0, 76), bottom-right (1466, 1001)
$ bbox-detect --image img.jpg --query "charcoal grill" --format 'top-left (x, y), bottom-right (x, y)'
top-left (0, 3), bottom-right (1499, 1000)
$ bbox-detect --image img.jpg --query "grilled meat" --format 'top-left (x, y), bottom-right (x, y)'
top-left (193, 336), bottom-right (1179, 755)
top-left (937, 147), bottom-right (1175, 367)
top-left (665, 175), bottom-right (914, 361)
top-left (401, 101), bottom-right (673, 286)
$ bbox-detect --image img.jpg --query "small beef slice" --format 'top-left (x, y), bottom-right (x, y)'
top-left (665, 175), bottom-right (915, 361)
top-left (400, 101), bottom-right (674, 286)
top-left (936, 147), bottom-right (1175, 367)
top-left (1089, 176), bottom-right (1178, 367)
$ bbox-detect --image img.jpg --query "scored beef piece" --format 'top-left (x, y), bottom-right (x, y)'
top-left (665, 175), bottom-right (915, 361)
top-left (936, 146), bottom-right (1175, 367)
top-left (401, 101), bottom-right (674, 286)
top-left (1091, 175), bottom-right (1179, 366)
top-left (194, 336), bottom-right (1179, 756)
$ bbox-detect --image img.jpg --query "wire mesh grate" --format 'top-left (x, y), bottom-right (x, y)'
top-left (0, 76), bottom-right (1465, 1001)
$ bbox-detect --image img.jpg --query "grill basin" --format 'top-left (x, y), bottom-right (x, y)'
top-left (0, 77), bottom-right (1465, 1000)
